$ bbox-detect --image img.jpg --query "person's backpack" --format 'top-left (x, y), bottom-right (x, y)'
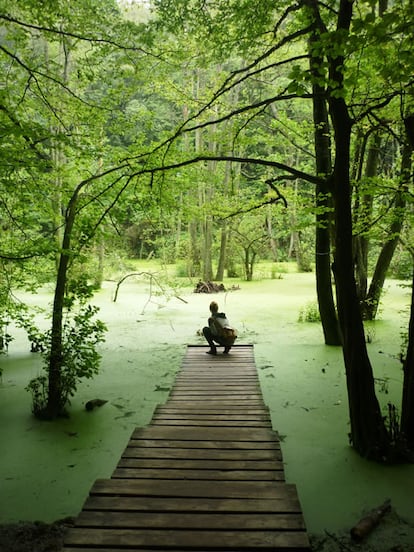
top-left (222, 326), bottom-right (238, 342)
top-left (214, 314), bottom-right (238, 344)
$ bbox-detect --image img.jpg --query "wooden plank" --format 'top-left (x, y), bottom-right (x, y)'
top-left (169, 392), bottom-right (263, 398)
top-left (116, 458), bottom-right (283, 470)
top-left (152, 413), bottom-right (271, 420)
top-left (150, 419), bottom-right (272, 428)
top-left (111, 467), bottom-right (285, 481)
top-left (154, 407), bottom-right (270, 416)
top-left (125, 440), bottom-right (280, 451)
top-left (131, 426), bottom-right (278, 441)
top-left (89, 478), bottom-right (294, 499)
top-left (125, 438), bottom-right (280, 449)
top-left (122, 447), bottom-right (282, 461)
top-left (180, 366), bottom-right (257, 371)
top-left (163, 403), bottom-right (267, 409)
top-left (63, 549), bottom-right (267, 552)
top-left (172, 383), bottom-right (261, 390)
top-left (153, 411), bottom-right (271, 419)
top-left (65, 528), bottom-right (310, 549)
top-left (83, 495), bottom-right (303, 513)
top-left (75, 511), bottom-right (305, 530)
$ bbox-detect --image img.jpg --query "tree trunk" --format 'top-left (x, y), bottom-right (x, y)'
top-left (202, 213), bottom-right (214, 281)
top-left (309, 29), bottom-right (342, 345)
top-left (362, 141), bottom-right (411, 319)
top-left (401, 266), bottom-right (414, 448)
top-left (244, 247), bottom-right (255, 281)
top-left (265, 206), bottom-right (278, 262)
top-left (188, 219), bottom-right (201, 277)
top-left (331, 113), bottom-right (389, 458)
top-left (328, 0), bottom-right (390, 460)
top-left (400, 112), bottom-right (414, 449)
top-left (46, 192), bottom-right (78, 418)
top-left (215, 223), bottom-right (228, 281)
top-left (354, 132), bottom-right (381, 302)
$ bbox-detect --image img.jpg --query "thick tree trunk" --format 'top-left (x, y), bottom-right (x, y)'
top-left (330, 99), bottom-right (390, 460)
top-left (401, 267), bottom-right (414, 448)
top-left (327, 0), bottom-right (390, 460)
top-left (399, 113), bottom-right (414, 448)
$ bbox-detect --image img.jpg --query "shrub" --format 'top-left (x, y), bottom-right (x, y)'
top-left (298, 301), bottom-right (321, 323)
top-left (26, 303), bottom-right (107, 417)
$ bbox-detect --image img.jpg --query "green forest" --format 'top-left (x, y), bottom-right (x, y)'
top-left (1, 0), bottom-right (414, 467)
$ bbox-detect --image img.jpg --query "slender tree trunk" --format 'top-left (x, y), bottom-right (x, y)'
top-left (216, 160), bottom-right (233, 280)
top-left (215, 223), bottom-right (228, 281)
top-left (188, 220), bottom-right (201, 277)
top-left (309, 29), bottom-right (341, 345)
top-left (265, 206), bottom-right (278, 262)
top-left (354, 132), bottom-right (381, 302)
top-left (46, 192), bottom-right (78, 418)
top-left (202, 212), bottom-right (214, 281)
top-left (362, 142), bottom-right (411, 319)
top-left (290, 180), bottom-right (309, 271)
top-left (174, 191), bottom-right (183, 262)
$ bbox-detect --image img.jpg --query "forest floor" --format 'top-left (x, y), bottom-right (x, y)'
top-left (1, 269), bottom-right (413, 551)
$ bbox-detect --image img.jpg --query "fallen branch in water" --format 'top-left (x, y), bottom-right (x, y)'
top-left (350, 498), bottom-right (391, 542)
top-left (112, 271), bottom-right (188, 309)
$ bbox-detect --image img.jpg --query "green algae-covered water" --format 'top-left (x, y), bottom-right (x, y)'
top-left (1, 273), bottom-right (413, 548)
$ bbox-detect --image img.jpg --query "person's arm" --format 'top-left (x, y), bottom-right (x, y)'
top-left (208, 316), bottom-right (219, 335)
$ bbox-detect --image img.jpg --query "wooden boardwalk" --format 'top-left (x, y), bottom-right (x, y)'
top-left (62, 344), bottom-right (310, 551)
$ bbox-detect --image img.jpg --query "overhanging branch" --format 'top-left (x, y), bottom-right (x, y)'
top-left (129, 154), bottom-right (323, 186)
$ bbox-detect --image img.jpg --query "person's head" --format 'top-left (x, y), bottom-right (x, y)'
top-left (209, 301), bottom-right (219, 314)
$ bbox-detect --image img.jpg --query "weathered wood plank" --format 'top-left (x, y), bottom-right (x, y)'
top-left (75, 511), bottom-right (305, 530)
top-left (125, 441), bottom-right (280, 452)
top-left (116, 458), bottom-right (283, 470)
top-left (154, 407), bottom-right (271, 416)
top-left (122, 447), bottom-right (282, 461)
top-left (153, 410), bottom-right (271, 419)
top-left (150, 419), bottom-right (273, 428)
top-left (152, 415), bottom-right (271, 422)
top-left (82, 495), bottom-right (303, 513)
top-left (172, 383), bottom-right (261, 390)
top-left (170, 391), bottom-right (263, 398)
top-left (89, 478), bottom-right (294, 499)
top-left (63, 549), bottom-right (260, 552)
top-left (65, 528), bottom-right (310, 549)
top-left (111, 467), bottom-right (285, 481)
top-left (131, 426), bottom-right (277, 441)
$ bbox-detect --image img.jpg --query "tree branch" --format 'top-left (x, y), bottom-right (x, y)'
top-left (129, 154), bottom-right (323, 185)
top-left (0, 14), bottom-right (156, 57)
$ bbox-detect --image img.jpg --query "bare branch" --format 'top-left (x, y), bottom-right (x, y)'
top-left (0, 44), bottom-right (108, 112)
top-left (0, 14), bottom-right (155, 57)
top-left (224, 196), bottom-right (287, 219)
top-left (0, 103), bottom-right (51, 163)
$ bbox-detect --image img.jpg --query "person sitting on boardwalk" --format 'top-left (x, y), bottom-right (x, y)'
top-left (202, 301), bottom-right (237, 355)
